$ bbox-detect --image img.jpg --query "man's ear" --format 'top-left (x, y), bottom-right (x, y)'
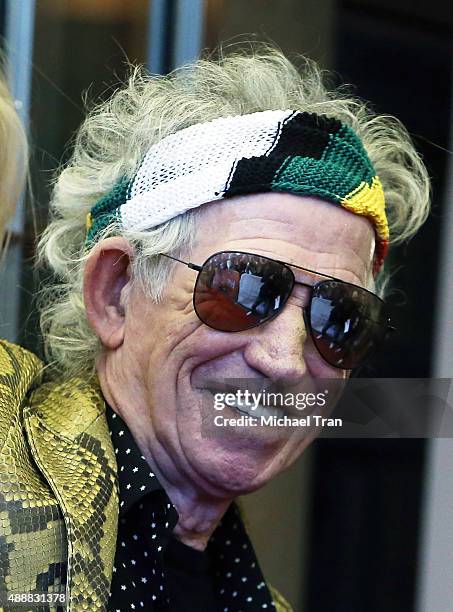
top-left (83, 237), bottom-right (135, 349)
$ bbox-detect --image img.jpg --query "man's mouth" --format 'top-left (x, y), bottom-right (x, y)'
top-left (226, 398), bottom-right (283, 420)
top-left (203, 387), bottom-right (284, 419)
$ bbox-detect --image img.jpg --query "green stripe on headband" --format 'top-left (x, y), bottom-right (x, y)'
top-left (85, 176), bottom-right (130, 248)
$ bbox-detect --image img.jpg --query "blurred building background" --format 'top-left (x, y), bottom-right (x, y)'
top-left (0, 1), bottom-right (451, 610)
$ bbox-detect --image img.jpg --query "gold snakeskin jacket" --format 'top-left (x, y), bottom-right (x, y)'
top-left (0, 340), bottom-right (292, 612)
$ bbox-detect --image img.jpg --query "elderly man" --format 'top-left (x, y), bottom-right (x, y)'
top-left (0, 46), bottom-right (429, 611)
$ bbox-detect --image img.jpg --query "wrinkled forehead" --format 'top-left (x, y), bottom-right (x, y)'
top-left (190, 193), bottom-right (375, 285)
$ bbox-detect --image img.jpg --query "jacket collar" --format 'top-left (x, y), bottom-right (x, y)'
top-left (23, 374), bottom-right (119, 611)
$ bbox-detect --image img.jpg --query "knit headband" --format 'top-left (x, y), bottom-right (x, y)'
top-left (85, 109), bottom-right (389, 273)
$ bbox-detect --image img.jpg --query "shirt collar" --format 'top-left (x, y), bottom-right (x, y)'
top-left (104, 402), bottom-right (277, 610)
top-left (105, 402), bottom-right (165, 517)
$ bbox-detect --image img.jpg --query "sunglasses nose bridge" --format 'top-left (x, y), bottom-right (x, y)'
top-left (285, 281), bottom-right (313, 310)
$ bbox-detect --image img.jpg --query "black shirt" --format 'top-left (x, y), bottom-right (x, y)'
top-left (105, 403), bottom-right (276, 611)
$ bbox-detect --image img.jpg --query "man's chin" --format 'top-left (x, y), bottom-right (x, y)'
top-left (182, 439), bottom-right (287, 497)
top-left (177, 388), bottom-right (301, 494)
top-left (200, 467), bottom-right (272, 497)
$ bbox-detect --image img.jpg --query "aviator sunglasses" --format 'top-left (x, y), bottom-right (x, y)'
top-left (161, 251), bottom-right (395, 370)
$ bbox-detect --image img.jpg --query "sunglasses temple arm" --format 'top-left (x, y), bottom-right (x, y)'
top-left (160, 253), bottom-right (202, 272)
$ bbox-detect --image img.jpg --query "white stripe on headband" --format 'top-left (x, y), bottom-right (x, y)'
top-left (121, 109), bottom-right (297, 231)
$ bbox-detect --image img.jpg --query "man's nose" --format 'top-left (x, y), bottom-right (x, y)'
top-left (243, 303), bottom-right (308, 383)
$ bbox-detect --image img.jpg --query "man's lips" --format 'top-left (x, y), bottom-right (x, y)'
top-left (199, 387), bottom-right (302, 418)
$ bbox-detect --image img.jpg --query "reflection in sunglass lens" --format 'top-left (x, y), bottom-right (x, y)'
top-left (191, 251), bottom-right (390, 370)
top-left (193, 251), bottom-right (295, 332)
top-left (309, 280), bottom-right (386, 369)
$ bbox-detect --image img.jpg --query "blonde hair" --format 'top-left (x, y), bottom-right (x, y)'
top-left (38, 44), bottom-right (431, 379)
top-left (0, 65), bottom-right (27, 257)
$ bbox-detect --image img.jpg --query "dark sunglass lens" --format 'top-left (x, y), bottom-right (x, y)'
top-left (309, 280), bottom-right (386, 369)
top-left (193, 252), bottom-right (294, 332)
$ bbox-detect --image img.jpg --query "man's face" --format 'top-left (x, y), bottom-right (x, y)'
top-left (102, 193), bottom-right (374, 498)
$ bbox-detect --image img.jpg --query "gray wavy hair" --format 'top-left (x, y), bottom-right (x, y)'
top-left (37, 44), bottom-right (430, 379)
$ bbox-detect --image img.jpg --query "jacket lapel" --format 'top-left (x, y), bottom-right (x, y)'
top-left (24, 376), bottom-right (119, 611)
top-left (0, 341), bottom-right (68, 595)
